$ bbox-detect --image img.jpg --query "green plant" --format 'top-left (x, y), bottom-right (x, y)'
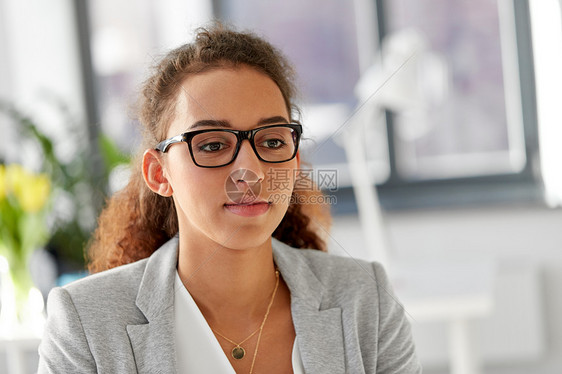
top-left (0, 99), bottom-right (130, 271)
top-left (0, 164), bottom-right (51, 316)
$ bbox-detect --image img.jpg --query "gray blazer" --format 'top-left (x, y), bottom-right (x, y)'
top-left (38, 237), bottom-right (421, 373)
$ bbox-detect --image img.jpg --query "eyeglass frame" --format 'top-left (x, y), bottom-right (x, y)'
top-left (154, 123), bottom-right (303, 168)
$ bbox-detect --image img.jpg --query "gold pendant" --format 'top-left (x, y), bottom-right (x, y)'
top-left (232, 346), bottom-right (245, 360)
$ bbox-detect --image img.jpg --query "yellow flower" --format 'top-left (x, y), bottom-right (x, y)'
top-left (19, 174), bottom-right (50, 212)
top-left (5, 164), bottom-right (26, 197)
top-left (3, 165), bottom-right (51, 212)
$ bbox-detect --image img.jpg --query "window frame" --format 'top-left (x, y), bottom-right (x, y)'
top-left (332, 0), bottom-right (542, 214)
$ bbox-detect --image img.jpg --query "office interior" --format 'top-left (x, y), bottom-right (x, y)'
top-left (0, 0), bottom-right (561, 373)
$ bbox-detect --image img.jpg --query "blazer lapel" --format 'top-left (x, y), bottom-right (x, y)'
top-left (127, 238), bottom-right (179, 374)
top-left (127, 317), bottom-right (175, 374)
top-left (291, 301), bottom-right (345, 374)
top-left (272, 239), bottom-right (346, 374)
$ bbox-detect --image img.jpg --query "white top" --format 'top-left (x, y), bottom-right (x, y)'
top-left (174, 272), bottom-right (305, 373)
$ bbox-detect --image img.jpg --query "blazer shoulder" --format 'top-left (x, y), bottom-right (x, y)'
top-left (274, 242), bottom-right (392, 309)
top-left (295, 247), bottom-right (387, 288)
top-left (57, 258), bottom-right (149, 321)
top-left (65, 257), bottom-right (148, 294)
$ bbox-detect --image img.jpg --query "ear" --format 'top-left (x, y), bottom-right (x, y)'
top-left (142, 149), bottom-right (173, 197)
top-left (295, 150), bottom-right (301, 169)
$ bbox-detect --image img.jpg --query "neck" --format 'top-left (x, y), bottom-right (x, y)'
top-left (176, 230), bottom-right (278, 329)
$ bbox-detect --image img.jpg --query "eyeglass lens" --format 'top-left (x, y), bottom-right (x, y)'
top-left (191, 126), bottom-right (297, 167)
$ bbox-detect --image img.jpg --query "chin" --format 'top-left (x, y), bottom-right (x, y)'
top-left (218, 220), bottom-right (284, 251)
top-left (217, 228), bottom-right (273, 250)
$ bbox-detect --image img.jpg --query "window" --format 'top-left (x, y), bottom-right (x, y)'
top-left (375, 0), bottom-right (541, 209)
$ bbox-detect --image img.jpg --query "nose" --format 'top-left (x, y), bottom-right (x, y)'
top-left (231, 140), bottom-right (265, 180)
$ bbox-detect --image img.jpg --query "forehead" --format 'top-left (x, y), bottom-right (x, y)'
top-left (169, 66), bottom-right (289, 134)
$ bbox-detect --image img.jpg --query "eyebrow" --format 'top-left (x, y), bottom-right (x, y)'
top-left (257, 116), bottom-right (290, 126)
top-left (188, 116), bottom-right (290, 130)
top-left (188, 119), bottom-right (230, 130)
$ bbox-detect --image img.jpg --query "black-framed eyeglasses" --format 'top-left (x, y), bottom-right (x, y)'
top-left (155, 123), bottom-right (302, 168)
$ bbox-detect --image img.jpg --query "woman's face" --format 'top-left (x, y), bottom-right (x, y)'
top-left (159, 65), bottom-right (299, 250)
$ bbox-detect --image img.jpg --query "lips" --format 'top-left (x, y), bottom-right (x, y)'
top-left (224, 201), bottom-right (271, 217)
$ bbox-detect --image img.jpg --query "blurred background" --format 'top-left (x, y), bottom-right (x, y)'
top-left (0, 0), bottom-right (561, 373)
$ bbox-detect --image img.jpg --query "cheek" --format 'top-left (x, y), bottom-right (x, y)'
top-left (166, 152), bottom-right (227, 207)
top-left (173, 170), bottom-right (225, 202)
top-left (170, 172), bottom-right (229, 232)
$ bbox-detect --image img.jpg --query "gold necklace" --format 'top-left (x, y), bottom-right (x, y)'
top-left (212, 269), bottom-right (280, 368)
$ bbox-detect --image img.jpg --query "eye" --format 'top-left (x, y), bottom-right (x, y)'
top-left (199, 142), bottom-right (229, 152)
top-left (261, 139), bottom-right (287, 149)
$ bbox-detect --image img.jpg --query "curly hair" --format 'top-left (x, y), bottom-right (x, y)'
top-left (87, 24), bottom-right (332, 273)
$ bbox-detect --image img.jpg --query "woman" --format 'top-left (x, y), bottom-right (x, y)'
top-left (38, 25), bottom-right (421, 373)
